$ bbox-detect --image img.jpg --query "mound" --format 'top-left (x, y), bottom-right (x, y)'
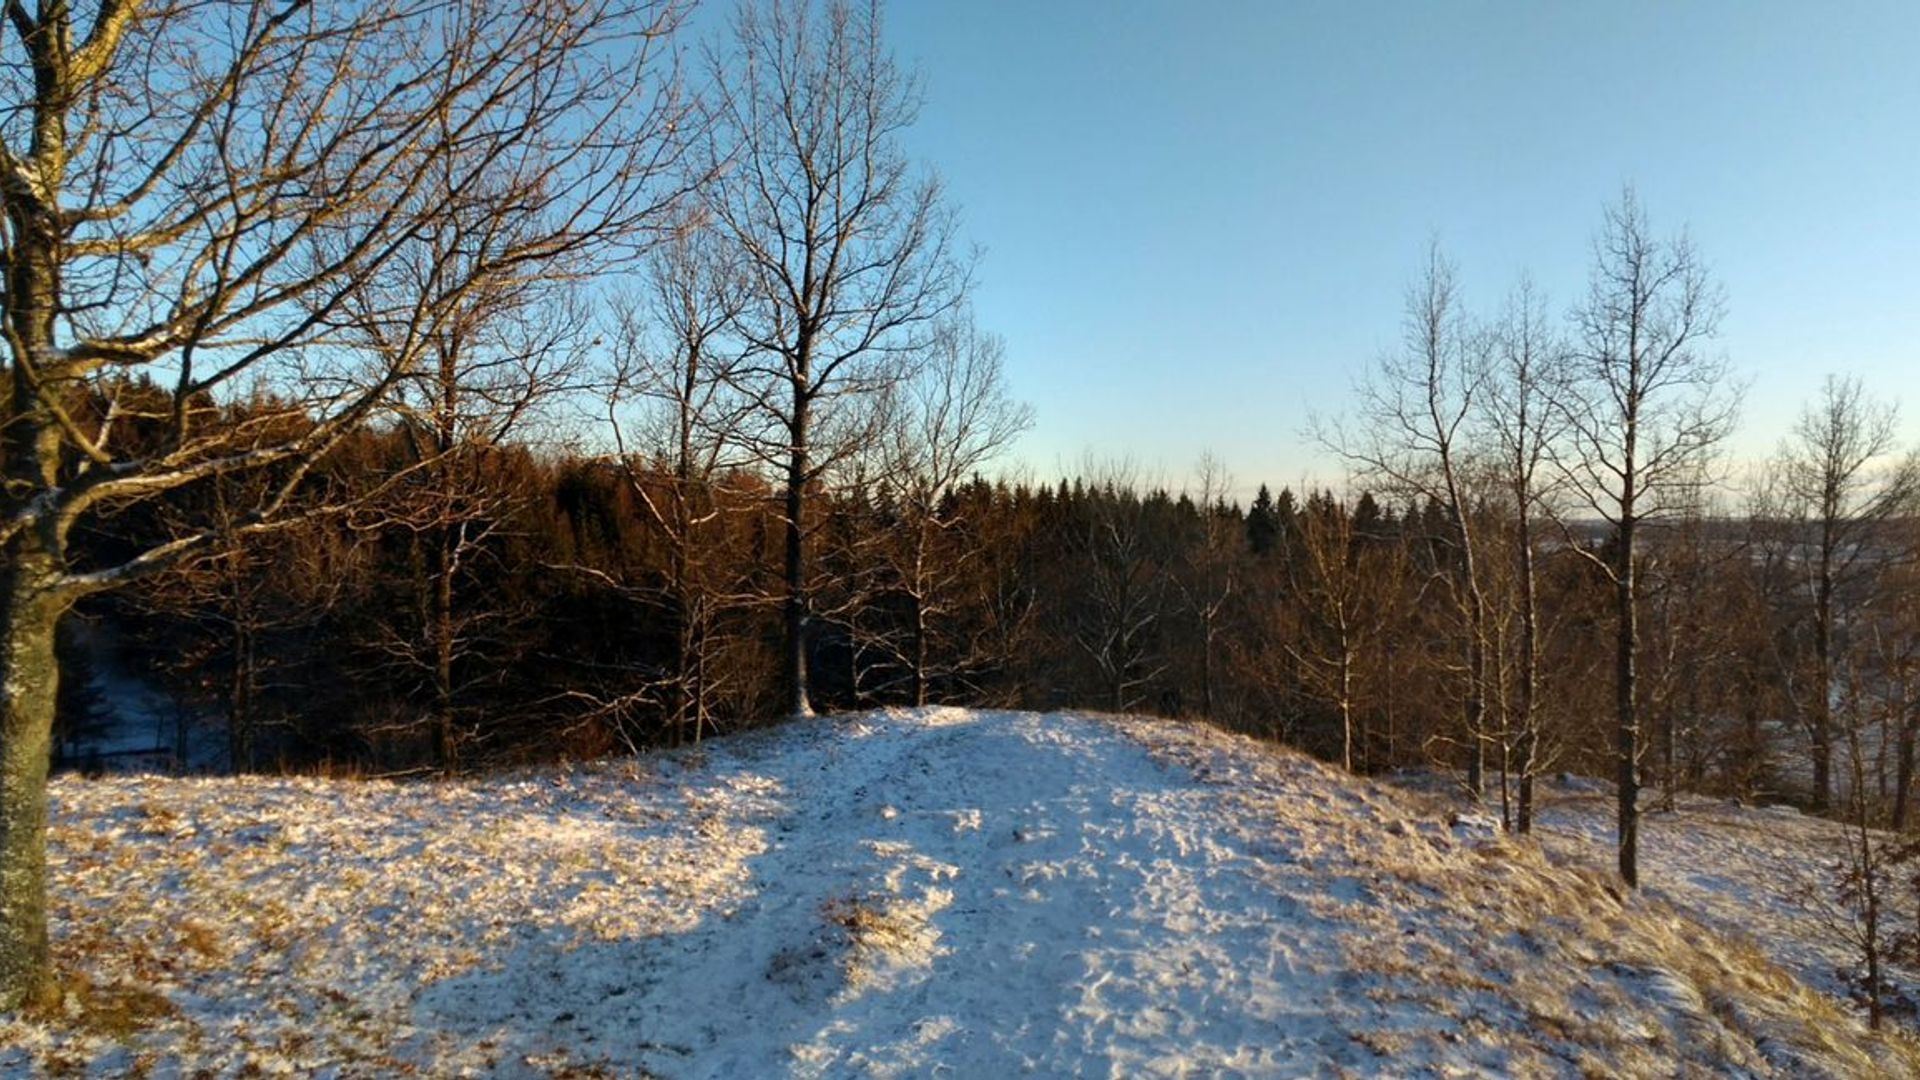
top-left (3, 708), bottom-right (1911, 1076)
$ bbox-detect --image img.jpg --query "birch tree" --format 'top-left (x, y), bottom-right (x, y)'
top-left (1478, 277), bottom-right (1569, 831)
top-left (603, 222), bottom-right (755, 744)
top-left (1281, 491), bottom-right (1403, 771)
top-left (874, 312), bottom-right (1031, 705)
top-left (1557, 189), bottom-right (1736, 887)
top-left (1174, 454), bottom-right (1238, 719)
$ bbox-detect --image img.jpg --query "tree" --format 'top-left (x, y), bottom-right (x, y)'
top-left (1247, 484), bottom-right (1281, 557)
top-left (703, 0), bottom-right (963, 717)
top-left (1639, 505), bottom-right (1747, 810)
top-left (1771, 375), bottom-right (1917, 812)
top-left (1281, 490), bottom-right (1404, 771)
top-left (0, 0), bottom-right (685, 1007)
top-left (602, 220), bottom-right (755, 745)
top-left (873, 311), bottom-right (1031, 705)
top-left (1173, 454), bottom-right (1238, 718)
top-left (1877, 537), bottom-right (1920, 829)
top-left (133, 474), bottom-right (357, 771)
top-left (1338, 243), bottom-right (1493, 796)
top-left (1799, 655), bottom-right (1898, 1029)
top-left (967, 481), bottom-right (1049, 708)
top-left (1478, 276), bottom-right (1569, 831)
top-left (1063, 463), bottom-right (1173, 714)
top-left (1557, 188), bottom-right (1737, 887)
top-left (357, 212), bottom-right (599, 771)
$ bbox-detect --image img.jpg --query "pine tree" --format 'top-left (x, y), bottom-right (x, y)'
top-left (1247, 485), bottom-right (1280, 556)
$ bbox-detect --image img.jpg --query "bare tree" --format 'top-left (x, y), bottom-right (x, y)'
top-left (356, 204), bottom-right (600, 771)
top-left (1771, 375), bottom-right (1917, 812)
top-left (703, 0), bottom-right (963, 717)
top-left (1478, 276), bottom-right (1569, 830)
top-left (135, 479), bottom-right (359, 772)
top-left (874, 311), bottom-right (1031, 705)
top-left (1640, 504), bottom-right (1748, 810)
top-left (596, 221), bottom-right (758, 745)
top-left (1337, 244), bottom-right (1492, 795)
top-left (1876, 539), bottom-right (1920, 829)
top-left (1557, 188), bottom-right (1737, 887)
top-left (0, 0), bottom-right (686, 1007)
top-left (1281, 490), bottom-right (1404, 771)
top-left (1067, 463), bottom-right (1172, 714)
top-left (1173, 454), bottom-right (1238, 719)
top-left (969, 479), bottom-right (1048, 709)
top-left (1798, 656), bottom-right (1897, 1029)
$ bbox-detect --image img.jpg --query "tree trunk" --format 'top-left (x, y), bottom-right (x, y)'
top-left (1465, 585), bottom-right (1486, 799)
top-left (1200, 616), bottom-right (1215, 719)
top-left (691, 607), bottom-right (709, 745)
top-left (672, 358), bottom-right (705, 745)
top-left (1, 182), bottom-right (72, 1006)
top-left (1660, 700), bottom-right (1677, 811)
top-left (228, 621), bottom-right (255, 773)
top-left (784, 388), bottom-right (813, 717)
top-left (1384, 644), bottom-right (1396, 765)
top-left (432, 525), bottom-right (457, 772)
top-left (1855, 744), bottom-right (1885, 1030)
top-left (1498, 736), bottom-right (1512, 832)
top-left (911, 596), bottom-right (929, 708)
top-left (1338, 641), bottom-right (1353, 772)
top-left (911, 522), bottom-right (930, 708)
top-left (1812, 540), bottom-right (1834, 813)
top-left (1514, 520), bottom-right (1538, 833)
top-left (0, 554), bottom-right (66, 1010)
top-left (1616, 514), bottom-right (1640, 887)
top-left (1893, 681), bottom-right (1915, 831)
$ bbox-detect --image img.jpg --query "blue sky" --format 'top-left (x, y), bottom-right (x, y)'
top-left (850, 1), bottom-right (1920, 500)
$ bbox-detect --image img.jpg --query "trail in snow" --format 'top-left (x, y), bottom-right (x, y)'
top-left (415, 709), bottom-right (1364, 1077)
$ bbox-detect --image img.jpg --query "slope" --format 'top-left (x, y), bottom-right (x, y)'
top-left (2, 708), bottom-right (1912, 1077)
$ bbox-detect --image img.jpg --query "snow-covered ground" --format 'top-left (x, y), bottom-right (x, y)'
top-left (5, 708), bottom-right (1913, 1077)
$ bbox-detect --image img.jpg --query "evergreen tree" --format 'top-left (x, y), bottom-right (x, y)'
top-left (1247, 485), bottom-right (1280, 556)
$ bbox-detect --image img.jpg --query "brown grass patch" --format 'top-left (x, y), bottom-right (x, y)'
top-left (28, 968), bottom-right (175, 1041)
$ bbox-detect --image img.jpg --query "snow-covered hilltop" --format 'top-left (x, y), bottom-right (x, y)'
top-left (5, 709), bottom-right (1911, 1077)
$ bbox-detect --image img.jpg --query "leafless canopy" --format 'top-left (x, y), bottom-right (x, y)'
top-left (1557, 189), bottom-right (1739, 535)
top-left (1, 0), bottom-right (689, 589)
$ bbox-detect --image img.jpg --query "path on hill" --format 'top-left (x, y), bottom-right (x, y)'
top-left (416, 708), bottom-right (1377, 1077)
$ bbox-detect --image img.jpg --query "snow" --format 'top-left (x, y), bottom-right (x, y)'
top-left (5, 708), bottom-right (1912, 1076)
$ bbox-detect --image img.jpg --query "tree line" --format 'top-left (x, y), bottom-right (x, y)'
top-left (63, 337), bottom-right (1920, 863)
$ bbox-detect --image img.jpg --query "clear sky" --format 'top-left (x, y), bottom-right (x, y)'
top-left (852, 1), bottom-right (1920, 501)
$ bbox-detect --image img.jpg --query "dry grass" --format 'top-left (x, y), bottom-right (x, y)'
top-left (1360, 813), bottom-right (1920, 1076)
top-left (29, 968), bottom-right (175, 1043)
top-left (1124, 715), bottom-right (1920, 1078)
top-left (819, 890), bottom-right (941, 992)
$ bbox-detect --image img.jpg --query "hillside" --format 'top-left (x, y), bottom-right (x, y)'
top-left (3, 709), bottom-right (1912, 1077)
top-left (1533, 779), bottom-right (1920, 1026)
